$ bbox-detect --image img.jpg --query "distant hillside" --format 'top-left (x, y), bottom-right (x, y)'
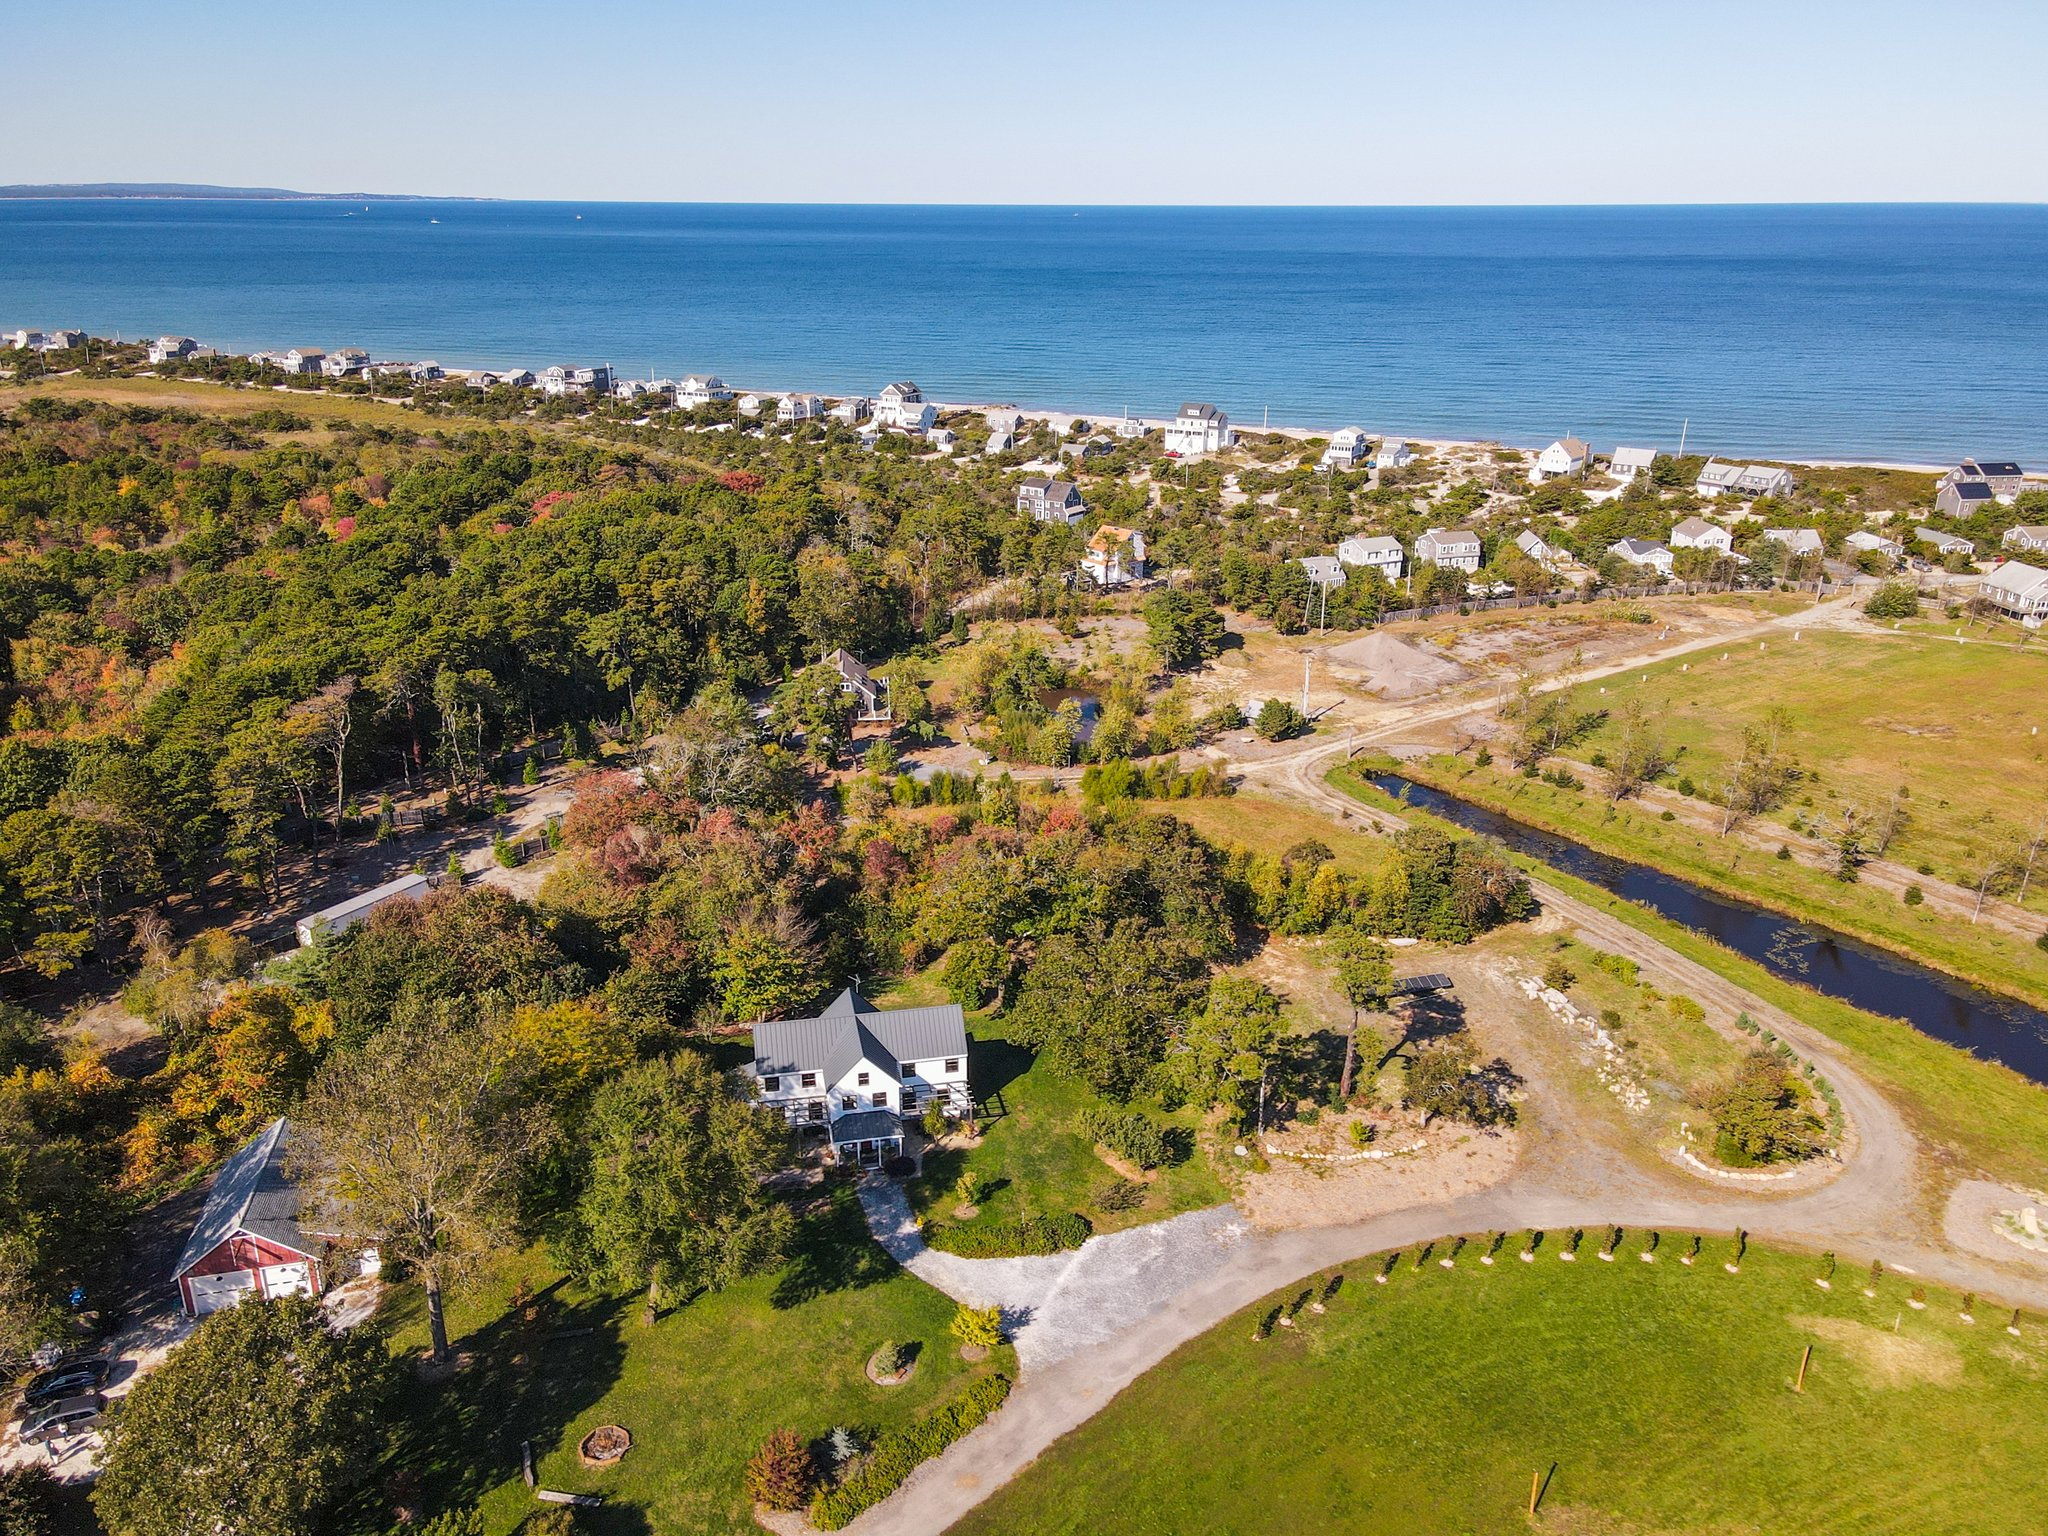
top-left (0, 182), bottom-right (482, 201)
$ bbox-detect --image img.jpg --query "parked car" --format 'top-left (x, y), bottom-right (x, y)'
top-left (20, 1358), bottom-right (111, 1413)
top-left (19, 1393), bottom-right (105, 1443)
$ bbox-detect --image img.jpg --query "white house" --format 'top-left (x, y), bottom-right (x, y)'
top-left (407, 361), bottom-right (445, 383)
top-left (751, 989), bottom-right (971, 1166)
top-left (148, 335), bottom-right (198, 364)
top-left (676, 374), bottom-right (730, 410)
top-left (1373, 438), bottom-right (1413, 470)
top-left (1916, 526), bottom-right (1975, 558)
top-left (1762, 527), bottom-right (1825, 558)
top-left (5, 329), bottom-right (46, 351)
top-left (1694, 460), bottom-right (1744, 497)
top-left (1018, 476), bottom-right (1085, 524)
top-left (873, 381), bottom-right (928, 430)
top-left (1320, 427), bottom-right (1369, 472)
top-left (824, 649), bottom-right (890, 721)
top-left (1300, 554), bottom-right (1347, 587)
top-left (1609, 537), bottom-right (1675, 576)
top-left (280, 348), bottom-right (326, 375)
top-left (1414, 528), bottom-right (1482, 572)
top-left (1610, 446), bottom-right (1660, 482)
top-left (1846, 530), bottom-right (1904, 560)
top-left (42, 329), bottom-right (87, 351)
top-left (1082, 526), bottom-right (1148, 588)
top-left (1669, 516), bottom-right (1733, 553)
top-left (777, 393), bottom-right (825, 424)
top-left (1338, 534), bottom-right (1405, 580)
top-left (735, 393), bottom-right (764, 417)
top-left (1530, 437), bottom-right (1590, 484)
top-left (1513, 529), bottom-right (1565, 568)
top-left (295, 871), bottom-right (433, 948)
top-left (829, 397), bottom-right (871, 426)
top-left (1164, 402), bottom-right (1233, 457)
top-left (322, 348), bottom-right (370, 378)
top-left (1114, 413), bottom-right (1149, 440)
top-left (1735, 464), bottom-right (1796, 498)
top-left (983, 408), bottom-right (1022, 454)
top-left (2002, 525), bottom-right (2048, 556)
top-left (930, 427), bottom-right (958, 453)
top-left (1981, 561), bottom-right (2048, 628)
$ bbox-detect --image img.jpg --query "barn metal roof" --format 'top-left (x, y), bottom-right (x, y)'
top-left (172, 1119), bottom-right (315, 1278)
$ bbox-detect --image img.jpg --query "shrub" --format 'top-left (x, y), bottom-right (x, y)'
top-left (1348, 1119), bottom-right (1375, 1148)
top-left (950, 1303), bottom-right (1004, 1350)
top-left (1588, 949), bottom-right (1639, 986)
top-left (1677, 775), bottom-right (1696, 796)
top-left (522, 755), bottom-right (541, 785)
top-left (0, 1467), bottom-right (62, 1536)
top-left (520, 1513), bottom-right (575, 1536)
top-left (1903, 884), bottom-right (1924, 906)
top-left (1473, 746), bottom-right (1493, 767)
top-left (746, 1429), bottom-right (816, 1511)
top-left (1865, 582), bottom-right (1920, 620)
top-left (1668, 995), bottom-right (1705, 1023)
top-left (872, 1342), bottom-right (909, 1376)
top-left (1540, 956), bottom-right (1576, 991)
top-left (1080, 1107), bottom-right (1174, 1169)
top-left (492, 833), bottom-right (522, 868)
top-left (811, 1376), bottom-right (1014, 1528)
top-left (924, 1213), bottom-right (1092, 1258)
top-left (1094, 1177), bottom-right (1144, 1213)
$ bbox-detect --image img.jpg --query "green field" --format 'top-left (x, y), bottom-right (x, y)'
top-left (951, 1242), bottom-right (2048, 1536)
top-left (1160, 792), bottom-right (1392, 876)
top-left (1554, 629), bottom-right (2048, 905)
top-left (377, 1186), bottom-right (1009, 1535)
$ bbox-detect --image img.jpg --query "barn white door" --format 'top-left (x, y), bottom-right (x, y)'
top-left (188, 1271), bottom-right (258, 1314)
top-left (259, 1262), bottom-right (313, 1300)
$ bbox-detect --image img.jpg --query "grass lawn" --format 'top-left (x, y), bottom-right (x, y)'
top-left (1383, 749), bottom-right (2048, 1009)
top-left (1330, 767), bottom-right (2048, 1190)
top-left (950, 1241), bottom-right (2048, 1536)
top-left (1548, 628), bottom-right (2048, 908)
top-left (1159, 791), bottom-right (1392, 877)
top-left (374, 1185), bottom-right (1010, 1535)
top-left (1, 373), bottom-right (452, 435)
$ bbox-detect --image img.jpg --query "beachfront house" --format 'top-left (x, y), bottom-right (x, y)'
top-left (1082, 526), bottom-right (1148, 588)
top-left (825, 649), bottom-right (891, 721)
top-left (1337, 534), bottom-right (1405, 581)
top-left (1164, 402), bottom-right (1234, 457)
top-left (984, 408), bottom-right (1021, 454)
top-left (677, 374), bottom-right (730, 410)
top-left (749, 988), bottom-right (972, 1167)
top-left (1693, 460), bottom-right (1745, 497)
top-left (6, 330), bottom-right (46, 351)
top-left (2002, 526), bottom-right (2048, 556)
top-left (874, 382), bottom-right (931, 431)
top-left (1321, 427), bottom-right (1370, 472)
top-left (1018, 476), bottom-right (1086, 524)
top-left (1610, 446), bottom-right (1660, 482)
top-left (1670, 516), bottom-right (1733, 553)
top-left (1846, 530), bottom-right (1904, 560)
top-left (172, 1119), bottom-right (349, 1316)
top-left (1513, 529), bottom-right (1565, 569)
top-left (280, 348), bottom-right (326, 375)
top-left (42, 330), bottom-right (87, 351)
top-left (1981, 561), bottom-right (2048, 628)
top-left (777, 393), bottom-right (825, 424)
top-left (1935, 478), bottom-right (1997, 520)
top-left (1916, 526), bottom-right (1975, 559)
top-left (322, 348), bottom-right (370, 378)
top-left (1762, 527), bottom-right (1825, 558)
top-left (1115, 413), bottom-right (1149, 440)
top-left (735, 393), bottom-right (764, 417)
top-left (1530, 437), bottom-right (1590, 484)
top-left (540, 365), bottom-right (613, 397)
top-left (148, 335), bottom-right (198, 364)
top-left (1735, 464), bottom-right (1796, 498)
top-left (408, 361), bottom-right (446, 383)
top-left (1414, 528), bottom-right (1482, 572)
top-left (295, 871), bottom-right (434, 948)
top-left (1374, 438), bottom-right (1414, 470)
top-left (1944, 459), bottom-right (2027, 502)
top-left (1609, 537), bottom-right (1674, 576)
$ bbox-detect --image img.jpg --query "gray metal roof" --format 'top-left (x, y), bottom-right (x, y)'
top-left (753, 988), bottom-right (968, 1078)
top-left (172, 1119), bottom-right (315, 1278)
top-left (829, 1108), bottom-right (904, 1143)
top-left (303, 871), bottom-right (431, 931)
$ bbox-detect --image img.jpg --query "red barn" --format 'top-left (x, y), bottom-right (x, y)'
top-left (172, 1119), bottom-right (333, 1317)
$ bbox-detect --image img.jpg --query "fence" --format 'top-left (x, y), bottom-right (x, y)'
top-left (1374, 577), bottom-right (1835, 626)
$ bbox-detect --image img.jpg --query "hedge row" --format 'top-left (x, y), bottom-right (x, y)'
top-left (923, 1212), bottom-right (1092, 1258)
top-left (1080, 1107), bottom-right (1171, 1169)
top-left (811, 1374), bottom-right (1014, 1529)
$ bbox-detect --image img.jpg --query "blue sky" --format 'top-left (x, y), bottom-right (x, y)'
top-left (9, 0), bottom-right (2047, 203)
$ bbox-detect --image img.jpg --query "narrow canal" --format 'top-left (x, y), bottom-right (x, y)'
top-left (1369, 771), bottom-right (2048, 1083)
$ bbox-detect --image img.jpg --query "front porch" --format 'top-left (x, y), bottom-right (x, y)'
top-left (829, 1107), bottom-right (906, 1169)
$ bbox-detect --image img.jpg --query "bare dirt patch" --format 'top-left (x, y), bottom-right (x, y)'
top-left (1797, 1315), bottom-right (1962, 1389)
top-left (1235, 1125), bottom-right (1520, 1229)
top-left (1324, 632), bottom-right (1472, 698)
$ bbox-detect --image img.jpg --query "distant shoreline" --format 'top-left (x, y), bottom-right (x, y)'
top-left (0, 183), bottom-right (489, 202)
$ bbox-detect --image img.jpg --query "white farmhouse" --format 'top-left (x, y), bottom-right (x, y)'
top-left (1414, 528), bottom-right (1482, 572)
top-left (1164, 402), bottom-right (1233, 457)
top-left (1338, 534), bottom-right (1405, 581)
top-left (1669, 516), bottom-right (1733, 553)
top-left (1530, 437), bottom-right (1589, 484)
top-left (750, 988), bottom-right (972, 1166)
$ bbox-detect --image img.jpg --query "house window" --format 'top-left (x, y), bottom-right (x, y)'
top-left (762, 1076), bottom-right (780, 1093)
top-left (841, 1096), bottom-right (856, 1112)
top-left (899, 1063), bottom-right (916, 1080)
top-left (801, 1072), bottom-right (817, 1089)
top-left (856, 1071), bottom-right (870, 1087)
top-left (901, 1089), bottom-right (915, 1110)
top-left (944, 1059), bottom-right (960, 1074)
top-left (809, 1103), bottom-right (824, 1123)
top-left (872, 1092), bottom-right (888, 1108)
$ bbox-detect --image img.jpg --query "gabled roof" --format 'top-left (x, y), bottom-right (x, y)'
top-left (1984, 561), bottom-right (2048, 598)
top-left (1671, 516), bottom-right (1722, 540)
top-left (753, 988), bottom-right (969, 1079)
top-left (1612, 445), bottom-right (1659, 470)
top-left (1552, 436), bottom-right (1589, 459)
top-left (173, 1120), bottom-right (315, 1278)
top-left (1696, 459), bottom-right (1744, 486)
top-left (1947, 480), bottom-right (1996, 502)
top-left (1419, 527), bottom-right (1481, 548)
top-left (1177, 402), bottom-right (1223, 421)
top-left (1612, 537), bottom-right (1670, 558)
top-left (302, 871), bottom-right (432, 934)
top-left (1963, 459), bottom-right (2023, 478)
top-left (824, 648), bottom-right (874, 689)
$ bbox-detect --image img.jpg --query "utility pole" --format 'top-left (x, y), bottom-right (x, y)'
top-left (1677, 417), bottom-right (1690, 456)
top-left (1301, 655), bottom-right (1311, 716)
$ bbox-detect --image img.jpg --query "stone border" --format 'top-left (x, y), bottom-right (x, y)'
top-left (1257, 1139), bottom-right (1430, 1165)
top-left (1675, 1146), bottom-right (1805, 1182)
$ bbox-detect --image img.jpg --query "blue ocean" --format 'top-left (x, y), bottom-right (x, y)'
top-left (3, 200), bottom-right (2045, 464)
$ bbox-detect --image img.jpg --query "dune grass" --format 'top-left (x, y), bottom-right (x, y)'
top-left (951, 1240), bottom-right (2048, 1536)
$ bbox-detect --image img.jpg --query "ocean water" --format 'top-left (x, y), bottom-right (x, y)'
top-left (3, 200), bottom-right (2045, 464)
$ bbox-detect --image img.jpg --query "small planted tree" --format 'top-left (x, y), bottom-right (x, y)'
top-left (1960, 1292), bottom-right (1977, 1323)
top-left (1725, 1228), bottom-right (1746, 1274)
top-left (1561, 1228), bottom-right (1583, 1261)
top-left (1683, 1233), bottom-right (1701, 1266)
top-left (1599, 1226), bottom-right (1622, 1261)
top-left (1909, 1285), bottom-right (1927, 1310)
top-left (1521, 1229), bottom-right (1542, 1263)
top-left (827, 1426), bottom-right (863, 1468)
top-left (1640, 1231), bottom-right (1660, 1262)
top-left (950, 1303), bottom-right (1004, 1353)
top-left (1865, 1258), bottom-right (1884, 1297)
top-left (746, 1429), bottom-right (817, 1511)
top-left (1815, 1252), bottom-right (1836, 1289)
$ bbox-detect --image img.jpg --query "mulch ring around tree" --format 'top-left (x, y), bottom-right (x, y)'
top-left (866, 1348), bottom-right (918, 1387)
top-left (958, 1343), bottom-right (991, 1363)
top-left (578, 1424), bottom-right (632, 1468)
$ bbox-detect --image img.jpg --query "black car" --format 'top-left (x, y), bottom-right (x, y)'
top-left (19, 1393), bottom-right (104, 1444)
top-left (19, 1358), bottom-right (111, 1413)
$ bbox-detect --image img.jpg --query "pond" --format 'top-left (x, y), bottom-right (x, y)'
top-left (1368, 771), bottom-right (2048, 1085)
